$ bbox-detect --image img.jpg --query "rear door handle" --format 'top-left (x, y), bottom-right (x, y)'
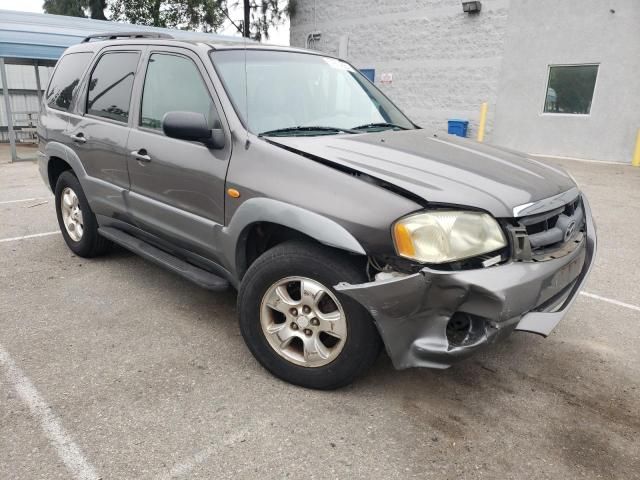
top-left (70, 133), bottom-right (86, 143)
top-left (130, 149), bottom-right (151, 163)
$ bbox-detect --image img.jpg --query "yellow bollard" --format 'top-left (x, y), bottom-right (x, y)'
top-left (632, 128), bottom-right (640, 167)
top-left (477, 102), bottom-right (488, 142)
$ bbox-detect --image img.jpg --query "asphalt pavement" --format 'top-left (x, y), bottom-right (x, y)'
top-left (1, 148), bottom-right (638, 479)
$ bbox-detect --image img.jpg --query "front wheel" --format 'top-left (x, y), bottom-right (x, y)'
top-left (237, 241), bottom-right (381, 389)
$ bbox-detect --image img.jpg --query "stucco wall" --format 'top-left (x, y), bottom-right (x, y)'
top-left (291, 0), bottom-right (639, 163)
top-left (289, 0), bottom-right (511, 139)
top-left (492, 0), bottom-right (640, 163)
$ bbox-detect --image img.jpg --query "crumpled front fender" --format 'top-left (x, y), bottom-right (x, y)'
top-left (335, 196), bottom-right (597, 370)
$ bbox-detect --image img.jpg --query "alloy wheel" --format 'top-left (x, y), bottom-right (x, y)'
top-left (260, 276), bottom-right (348, 367)
top-left (60, 187), bottom-right (84, 242)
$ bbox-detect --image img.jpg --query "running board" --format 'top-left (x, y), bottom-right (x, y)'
top-left (98, 227), bottom-right (229, 291)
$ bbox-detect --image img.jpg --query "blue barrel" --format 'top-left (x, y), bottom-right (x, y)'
top-left (447, 119), bottom-right (469, 137)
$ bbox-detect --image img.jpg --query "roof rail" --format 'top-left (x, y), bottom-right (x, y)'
top-left (81, 32), bottom-right (173, 43)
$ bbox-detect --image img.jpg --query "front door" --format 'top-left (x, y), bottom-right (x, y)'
top-left (126, 47), bottom-right (231, 260)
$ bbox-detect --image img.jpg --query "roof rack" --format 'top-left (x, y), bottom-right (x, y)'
top-left (81, 32), bottom-right (174, 43)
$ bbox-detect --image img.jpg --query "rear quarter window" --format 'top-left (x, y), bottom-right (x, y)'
top-left (45, 52), bottom-right (93, 111)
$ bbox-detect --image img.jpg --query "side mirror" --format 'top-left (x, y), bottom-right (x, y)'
top-left (162, 111), bottom-right (225, 149)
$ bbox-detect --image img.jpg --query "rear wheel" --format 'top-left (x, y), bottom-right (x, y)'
top-left (55, 171), bottom-right (109, 257)
top-left (237, 241), bottom-right (381, 389)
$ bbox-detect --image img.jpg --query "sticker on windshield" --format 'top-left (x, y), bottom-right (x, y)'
top-left (323, 57), bottom-right (354, 72)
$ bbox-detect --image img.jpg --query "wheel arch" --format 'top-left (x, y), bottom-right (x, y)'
top-left (224, 198), bottom-right (367, 282)
top-left (43, 141), bottom-right (88, 191)
top-left (47, 156), bottom-right (72, 191)
top-left (235, 222), bottom-right (314, 281)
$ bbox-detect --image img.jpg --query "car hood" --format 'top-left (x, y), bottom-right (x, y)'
top-left (268, 129), bottom-right (576, 218)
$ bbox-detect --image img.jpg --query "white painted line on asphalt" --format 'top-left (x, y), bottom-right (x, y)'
top-left (158, 427), bottom-right (254, 480)
top-left (163, 446), bottom-right (219, 480)
top-left (0, 231), bottom-right (60, 243)
top-left (0, 344), bottom-right (99, 480)
top-left (0, 197), bottom-right (47, 205)
top-left (580, 291), bottom-right (640, 313)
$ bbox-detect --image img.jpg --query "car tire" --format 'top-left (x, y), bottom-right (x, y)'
top-left (237, 240), bottom-right (381, 389)
top-left (55, 171), bottom-right (109, 258)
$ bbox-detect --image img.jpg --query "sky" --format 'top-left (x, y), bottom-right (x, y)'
top-left (0, 0), bottom-right (290, 45)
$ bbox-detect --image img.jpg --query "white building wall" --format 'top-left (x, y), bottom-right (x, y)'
top-left (291, 0), bottom-right (639, 163)
top-left (290, 0), bottom-right (511, 139)
top-left (492, 0), bottom-right (640, 163)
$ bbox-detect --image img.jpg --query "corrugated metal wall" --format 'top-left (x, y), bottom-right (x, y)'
top-left (5, 64), bottom-right (53, 89)
top-left (0, 64), bottom-right (55, 142)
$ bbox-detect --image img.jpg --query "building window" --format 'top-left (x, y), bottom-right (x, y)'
top-left (544, 64), bottom-right (598, 115)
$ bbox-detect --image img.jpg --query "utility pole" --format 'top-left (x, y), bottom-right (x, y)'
top-left (243, 0), bottom-right (250, 37)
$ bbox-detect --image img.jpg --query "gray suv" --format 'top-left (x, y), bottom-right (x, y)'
top-left (38, 32), bottom-right (596, 389)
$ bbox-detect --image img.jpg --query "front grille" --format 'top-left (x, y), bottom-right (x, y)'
top-left (509, 195), bottom-right (585, 262)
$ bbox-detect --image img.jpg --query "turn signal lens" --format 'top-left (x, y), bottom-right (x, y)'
top-left (393, 222), bottom-right (416, 258)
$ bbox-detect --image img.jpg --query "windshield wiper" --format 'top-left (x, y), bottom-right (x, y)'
top-left (352, 122), bottom-right (408, 131)
top-left (258, 126), bottom-right (359, 137)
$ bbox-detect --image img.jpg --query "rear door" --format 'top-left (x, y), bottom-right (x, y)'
top-left (40, 51), bottom-right (94, 158)
top-left (126, 47), bottom-right (231, 259)
top-left (66, 46), bottom-right (143, 220)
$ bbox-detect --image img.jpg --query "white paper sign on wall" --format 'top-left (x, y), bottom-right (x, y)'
top-left (380, 73), bottom-right (393, 85)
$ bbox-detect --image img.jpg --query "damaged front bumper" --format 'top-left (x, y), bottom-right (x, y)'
top-left (335, 196), bottom-right (597, 370)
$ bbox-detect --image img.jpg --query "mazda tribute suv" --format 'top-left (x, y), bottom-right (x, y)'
top-left (37, 32), bottom-right (596, 389)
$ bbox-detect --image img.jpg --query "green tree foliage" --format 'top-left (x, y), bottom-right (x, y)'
top-left (43, 0), bottom-right (108, 19)
top-left (109, 0), bottom-right (226, 31)
top-left (43, 0), bottom-right (294, 39)
top-left (233, 0), bottom-right (296, 40)
top-left (43, 0), bottom-right (87, 17)
top-left (89, 0), bottom-right (108, 19)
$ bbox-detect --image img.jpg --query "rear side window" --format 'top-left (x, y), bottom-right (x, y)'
top-left (140, 53), bottom-right (217, 130)
top-left (86, 51), bottom-right (140, 123)
top-left (46, 52), bottom-right (93, 111)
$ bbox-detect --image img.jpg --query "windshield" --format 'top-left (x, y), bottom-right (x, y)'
top-left (211, 50), bottom-right (415, 136)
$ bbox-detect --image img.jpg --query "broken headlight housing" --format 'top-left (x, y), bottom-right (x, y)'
top-left (392, 210), bottom-right (507, 264)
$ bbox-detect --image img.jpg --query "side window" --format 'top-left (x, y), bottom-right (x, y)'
top-left (86, 52), bottom-right (140, 123)
top-left (46, 52), bottom-right (93, 111)
top-left (140, 53), bottom-right (217, 130)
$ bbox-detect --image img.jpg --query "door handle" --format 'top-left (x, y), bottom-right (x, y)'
top-left (70, 133), bottom-right (86, 143)
top-left (130, 149), bottom-right (151, 163)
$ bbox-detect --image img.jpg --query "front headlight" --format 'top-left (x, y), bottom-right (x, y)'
top-left (393, 210), bottom-right (507, 264)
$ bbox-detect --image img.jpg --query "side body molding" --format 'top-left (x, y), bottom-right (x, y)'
top-left (219, 197), bottom-right (366, 280)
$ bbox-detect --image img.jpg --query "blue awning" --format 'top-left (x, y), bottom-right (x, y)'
top-left (0, 9), bottom-right (243, 62)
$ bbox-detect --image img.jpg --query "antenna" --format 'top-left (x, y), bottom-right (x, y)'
top-left (243, 36), bottom-right (250, 149)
